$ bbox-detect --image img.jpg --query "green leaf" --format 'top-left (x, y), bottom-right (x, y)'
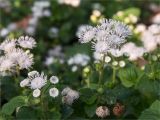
top-left (136, 77), bottom-right (160, 98)
top-left (0, 112), bottom-right (14, 120)
top-left (16, 106), bottom-right (37, 119)
top-left (118, 67), bottom-right (141, 87)
top-left (1, 96), bottom-right (28, 115)
top-left (61, 105), bottom-right (74, 119)
top-left (79, 88), bottom-right (98, 105)
top-left (124, 7), bottom-right (141, 17)
top-left (139, 100), bottom-right (160, 120)
top-left (50, 111), bottom-right (61, 120)
top-left (84, 104), bottom-right (97, 118)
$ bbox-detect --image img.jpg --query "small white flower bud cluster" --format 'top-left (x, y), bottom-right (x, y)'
top-left (67, 53), bottom-right (90, 72)
top-left (112, 60), bottom-right (126, 68)
top-left (0, 36), bottom-right (36, 75)
top-left (61, 87), bottom-right (79, 105)
top-left (20, 70), bottom-right (59, 98)
top-left (93, 52), bottom-right (126, 68)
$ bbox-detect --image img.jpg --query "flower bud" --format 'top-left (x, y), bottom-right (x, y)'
top-left (113, 103), bottom-right (125, 117)
top-left (96, 106), bottom-right (110, 118)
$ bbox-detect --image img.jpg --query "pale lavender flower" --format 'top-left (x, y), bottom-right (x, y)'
top-left (18, 36), bottom-right (36, 49)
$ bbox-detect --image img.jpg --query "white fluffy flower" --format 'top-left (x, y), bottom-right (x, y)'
top-left (6, 48), bottom-right (23, 62)
top-left (0, 39), bottom-right (16, 52)
top-left (28, 72), bottom-right (47, 89)
top-left (77, 25), bottom-right (95, 43)
top-left (33, 89), bottom-right (41, 97)
top-left (141, 24), bottom-right (160, 52)
top-left (61, 87), bottom-right (79, 105)
top-left (49, 87), bottom-right (59, 98)
top-left (18, 36), bottom-right (36, 49)
top-left (0, 56), bottom-right (15, 71)
top-left (121, 42), bottom-right (146, 61)
top-left (92, 40), bottom-right (110, 53)
top-left (17, 51), bottom-right (34, 69)
top-left (6, 48), bottom-right (33, 69)
top-left (148, 24), bottom-right (160, 34)
top-left (78, 19), bottom-right (131, 54)
top-left (50, 76), bottom-right (59, 84)
top-left (20, 79), bottom-right (29, 87)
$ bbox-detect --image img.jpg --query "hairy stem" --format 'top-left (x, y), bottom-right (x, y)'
top-left (98, 55), bottom-right (106, 86)
top-left (112, 67), bottom-right (116, 84)
top-left (40, 84), bottom-right (51, 120)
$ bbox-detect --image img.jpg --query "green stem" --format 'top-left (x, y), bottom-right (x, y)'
top-left (40, 94), bottom-right (47, 120)
top-left (112, 67), bottom-right (116, 84)
top-left (40, 83), bottom-right (51, 120)
top-left (86, 79), bottom-right (90, 88)
top-left (98, 55), bottom-right (106, 86)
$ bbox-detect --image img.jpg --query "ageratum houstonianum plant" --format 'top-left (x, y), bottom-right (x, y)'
top-left (77, 19), bottom-right (131, 86)
top-left (76, 19), bottom-right (133, 118)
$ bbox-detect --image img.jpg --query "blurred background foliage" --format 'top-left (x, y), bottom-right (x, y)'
top-left (0, 0), bottom-right (160, 119)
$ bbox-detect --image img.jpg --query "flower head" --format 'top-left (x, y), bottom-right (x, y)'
top-left (18, 36), bottom-right (36, 49)
top-left (0, 39), bottom-right (16, 52)
top-left (76, 25), bottom-right (95, 43)
top-left (17, 51), bottom-right (34, 69)
top-left (29, 72), bottom-right (47, 89)
top-left (0, 56), bottom-right (15, 71)
top-left (61, 87), bottom-right (79, 105)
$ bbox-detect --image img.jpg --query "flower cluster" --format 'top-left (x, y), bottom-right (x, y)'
top-left (121, 42), bottom-right (146, 61)
top-left (20, 70), bottom-right (59, 98)
top-left (0, 36), bottom-right (36, 75)
top-left (77, 19), bottom-right (131, 56)
top-left (67, 53), bottom-right (90, 72)
top-left (61, 87), bottom-right (79, 105)
top-left (141, 24), bottom-right (160, 52)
